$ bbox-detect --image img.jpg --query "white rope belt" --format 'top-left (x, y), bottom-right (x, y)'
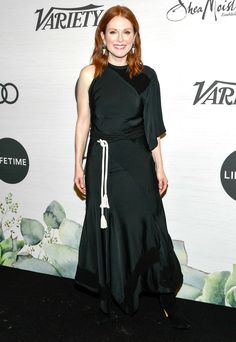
top-left (97, 139), bottom-right (110, 229)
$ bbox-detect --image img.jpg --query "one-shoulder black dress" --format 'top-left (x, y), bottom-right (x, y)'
top-left (75, 63), bottom-right (183, 315)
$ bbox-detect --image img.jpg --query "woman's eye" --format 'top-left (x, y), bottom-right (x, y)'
top-left (109, 31), bottom-right (116, 34)
top-left (125, 31), bottom-right (131, 34)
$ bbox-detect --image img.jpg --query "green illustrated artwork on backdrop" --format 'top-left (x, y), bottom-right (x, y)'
top-left (0, 193), bottom-right (80, 278)
top-left (0, 193), bottom-right (236, 308)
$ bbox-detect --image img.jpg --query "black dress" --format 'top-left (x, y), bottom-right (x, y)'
top-left (75, 63), bottom-right (183, 315)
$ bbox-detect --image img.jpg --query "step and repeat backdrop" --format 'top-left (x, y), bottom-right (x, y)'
top-left (0, 0), bottom-right (236, 308)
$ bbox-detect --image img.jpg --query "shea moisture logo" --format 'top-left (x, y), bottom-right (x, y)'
top-left (193, 81), bottom-right (236, 105)
top-left (35, 4), bottom-right (104, 31)
top-left (167, 0), bottom-right (236, 21)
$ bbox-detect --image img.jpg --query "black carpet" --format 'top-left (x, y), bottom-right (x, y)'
top-left (0, 266), bottom-right (235, 342)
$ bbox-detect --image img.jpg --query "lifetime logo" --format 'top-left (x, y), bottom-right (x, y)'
top-left (0, 83), bottom-right (19, 104)
top-left (220, 151), bottom-right (236, 201)
top-left (35, 4), bottom-right (104, 31)
top-left (0, 157), bottom-right (27, 166)
top-left (193, 81), bottom-right (236, 105)
top-left (0, 138), bottom-right (29, 184)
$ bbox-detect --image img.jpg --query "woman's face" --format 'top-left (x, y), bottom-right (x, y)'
top-left (101, 15), bottom-right (136, 64)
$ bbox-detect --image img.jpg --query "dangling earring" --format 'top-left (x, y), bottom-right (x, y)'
top-left (102, 44), bottom-right (107, 55)
top-left (131, 43), bottom-right (135, 54)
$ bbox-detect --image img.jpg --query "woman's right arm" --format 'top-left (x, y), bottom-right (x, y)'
top-left (74, 65), bottom-right (95, 195)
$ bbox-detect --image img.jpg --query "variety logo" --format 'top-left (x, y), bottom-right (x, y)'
top-left (193, 81), bottom-right (236, 105)
top-left (0, 83), bottom-right (19, 104)
top-left (220, 151), bottom-right (236, 200)
top-left (35, 4), bottom-right (104, 31)
top-left (0, 138), bottom-right (29, 184)
top-left (167, 0), bottom-right (236, 21)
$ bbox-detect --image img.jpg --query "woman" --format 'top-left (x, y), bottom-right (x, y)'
top-left (74, 5), bottom-right (190, 329)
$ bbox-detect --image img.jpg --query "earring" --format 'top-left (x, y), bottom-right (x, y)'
top-left (131, 43), bottom-right (135, 54)
top-left (102, 44), bottom-right (107, 55)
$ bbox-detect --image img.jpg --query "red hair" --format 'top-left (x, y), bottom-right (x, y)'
top-left (91, 5), bottom-right (143, 78)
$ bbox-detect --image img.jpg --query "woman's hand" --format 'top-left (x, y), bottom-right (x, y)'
top-left (74, 167), bottom-right (86, 195)
top-left (156, 167), bottom-right (168, 196)
top-left (151, 137), bottom-right (168, 196)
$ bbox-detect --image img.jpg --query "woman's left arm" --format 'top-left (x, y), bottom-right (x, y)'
top-left (151, 137), bottom-right (168, 196)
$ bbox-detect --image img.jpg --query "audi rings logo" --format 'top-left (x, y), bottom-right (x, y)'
top-left (0, 83), bottom-right (19, 104)
top-left (0, 138), bottom-right (29, 184)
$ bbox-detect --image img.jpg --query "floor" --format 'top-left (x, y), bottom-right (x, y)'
top-left (0, 266), bottom-right (236, 342)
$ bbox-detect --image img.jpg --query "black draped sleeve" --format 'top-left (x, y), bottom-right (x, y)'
top-left (143, 67), bottom-right (166, 151)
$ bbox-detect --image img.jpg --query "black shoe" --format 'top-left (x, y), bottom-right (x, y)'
top-left (95, 298), bottom-right (118, 325)
top-left (95, 308), bottom-right (119, 325)
top-left (159, 293), bottom-right (191, 330)
top-left (164, 309), bottom-right (191, 329)
top-left (99, 298), bottom-right (110, 315)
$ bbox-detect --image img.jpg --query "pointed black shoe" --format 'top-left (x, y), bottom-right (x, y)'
top-left (95, 298), bottom-right (118, 325)
top-left (163, 309), bottom-right (191, 329)
top-left (159, 294), bottom-right (191, 330)
top-left (95, 309), bottom-right (113, 325)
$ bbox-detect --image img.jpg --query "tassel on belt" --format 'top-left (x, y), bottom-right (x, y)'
top-left (97, 139), bottom-right (110, 229)
top-left (90, 125), bottom-right (145, 230)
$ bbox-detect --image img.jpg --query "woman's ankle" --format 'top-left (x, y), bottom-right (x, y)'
top-left (159, 293), bottom-right (177, 316)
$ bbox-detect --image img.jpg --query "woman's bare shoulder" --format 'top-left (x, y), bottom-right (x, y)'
top-left (77, 65), bottom-right (95, 93)
top-left (80, 64), bottom-right (95, 80)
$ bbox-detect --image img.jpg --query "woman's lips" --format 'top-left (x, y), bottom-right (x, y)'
top-left (113, 44), bottom-right (126, 49)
